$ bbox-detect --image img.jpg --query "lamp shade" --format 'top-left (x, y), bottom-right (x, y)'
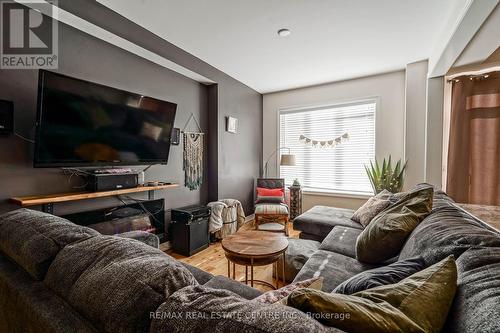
top-left (280, 154), bottom-right (296, 166)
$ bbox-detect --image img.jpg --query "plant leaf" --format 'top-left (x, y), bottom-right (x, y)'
top-left (365, 156), bottom-right (407, 193)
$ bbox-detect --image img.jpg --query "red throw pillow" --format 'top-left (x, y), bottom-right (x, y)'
top-left (257, 187), bottom-right (284, 197)
top-left (256, 187), bottom-right (285, 204)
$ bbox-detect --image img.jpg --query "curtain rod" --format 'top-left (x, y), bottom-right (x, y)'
top-left (446, 66), bottom-right (500, 81)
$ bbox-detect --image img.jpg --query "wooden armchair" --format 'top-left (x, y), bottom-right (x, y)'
top-left (254, 178), bottom-right (289, 236)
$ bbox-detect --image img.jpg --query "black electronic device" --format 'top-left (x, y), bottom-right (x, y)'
top-left (0, 100), bottom-right (14, 135)
top-left (171, 127), bottom-right (180, 145)
top-left (34, 70), bottom-right (177, 167)
top-left (170, 205), bottom-right (211, 256)
top-left (85, 171), bottom-right (139, 192)
top-left (62, 199), bottom-right (167, 242)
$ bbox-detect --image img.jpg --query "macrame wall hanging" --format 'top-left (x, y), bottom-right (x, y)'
top-left (299, 132), bottom-right (350, 148)
top-left (182, 113), bottom-right (204, 191)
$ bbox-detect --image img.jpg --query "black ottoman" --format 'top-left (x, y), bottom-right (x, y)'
top-left (293, 205), bottom-right (361, 241)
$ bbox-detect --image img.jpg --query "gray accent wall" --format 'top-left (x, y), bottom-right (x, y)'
top-left (0, 1), bottom-right (262, 217)
top-left (0, 22), bottom-right (208, 217)
top-left (60, 0), bottom-right (263, 214)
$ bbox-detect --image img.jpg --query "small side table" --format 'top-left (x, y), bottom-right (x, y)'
top-left (288, 185), bottom-right (303, 221)
top-left (222, 231), bottom-right (288, 290)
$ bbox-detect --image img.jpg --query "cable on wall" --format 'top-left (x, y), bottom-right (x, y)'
top-left (14, 132), bottom-right (35, 144)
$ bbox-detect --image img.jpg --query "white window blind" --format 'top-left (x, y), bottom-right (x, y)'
top-left (279, 101), bottom-right (376, 195)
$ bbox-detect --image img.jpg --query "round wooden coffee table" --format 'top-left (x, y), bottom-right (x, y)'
top-left (222, 230), bottom-right (288, 290)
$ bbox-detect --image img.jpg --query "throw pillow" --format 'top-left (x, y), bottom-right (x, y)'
top-left (351, 189), bottom-right (393, 227)
top-left (353, 255), bottom-right (457, 333)
top-left (333, 256), bottom-right (426, 295)
top-left (286, 255), bottom-right (458, 333)
top-left (254, 277), bottom-right (323, 304)
top-left (286, 289), bottom-right (424, 332)
top-left (356, 185), bottom-right (434, 264)
top-left (256, 187), bottom-right (285, 204)
top-left (390, 183), bottom-right (436, 204)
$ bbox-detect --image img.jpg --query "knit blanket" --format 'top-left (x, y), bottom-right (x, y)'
top-left (207, 199), bottom-right (245, 234)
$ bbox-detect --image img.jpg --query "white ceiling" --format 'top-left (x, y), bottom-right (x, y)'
top-left (97, 0), bottom-right (467, 93)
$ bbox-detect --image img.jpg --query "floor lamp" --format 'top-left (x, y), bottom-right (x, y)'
top-left (263, 147), bottom-right (296, 178)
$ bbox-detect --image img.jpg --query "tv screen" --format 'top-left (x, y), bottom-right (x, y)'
top-left (34, 70), bottom-right (177, 167)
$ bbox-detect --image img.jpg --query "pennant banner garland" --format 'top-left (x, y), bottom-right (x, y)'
top-left (299, 133), bottom-right (350, 148)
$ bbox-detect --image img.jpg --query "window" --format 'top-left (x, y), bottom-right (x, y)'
top-left (279, 100), bottom-right (376, 195)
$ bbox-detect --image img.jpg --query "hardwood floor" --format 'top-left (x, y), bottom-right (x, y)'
top-left (166, 221), bottom-right (300, 291)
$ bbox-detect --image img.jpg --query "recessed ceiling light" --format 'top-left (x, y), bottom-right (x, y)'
top-left (277, 29), bottom-right (291, 37)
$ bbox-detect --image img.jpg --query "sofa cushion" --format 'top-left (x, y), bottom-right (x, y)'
top-left (44, 235), bottom-right (197, 333)
top-left (0, 208), bottom-right (99, 280)
top-left (294, 206), bottom-right (361, 241)
top-left (255, 203), bottom-right (289, 214)
top-left (351, 190), bottom-right (392, 227)
top-left (293, 250), bottom-right (377, 292)
top-left (333, 256), bottom-right (426, 295)
top-left (443, 247), bottom-right (500, 333)
top-left (319, 226), bottom-right (362, 258)
top-left (398, 204), bottom-right (500, 265)
top-left (181, 262), bottom-right (213, 285)
top-left (276, 238), bottom-right (320, 282)
top-left (255, 277), bottom-right (323, 304)
top-left (115, 231), bottom-right (160, 248)
top-left (149, 285), bottom-right (339, 333)
top-left (204, 275), bottom-right (263, 300)
top-left (299, 232), bottom-right (325, 242)
top-left (432, 190), bottom-right (455, 210)
top-left (356, 185), bottom-right (434, 264)
top-left (0, 252), bottom-right (99, 333)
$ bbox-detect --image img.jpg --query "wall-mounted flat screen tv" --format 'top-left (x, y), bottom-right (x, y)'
top-left (34, 70), bottom-right (177, 167)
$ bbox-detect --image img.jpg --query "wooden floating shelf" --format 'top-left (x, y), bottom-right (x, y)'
top-left (11, 184), bottom-right (179, 207)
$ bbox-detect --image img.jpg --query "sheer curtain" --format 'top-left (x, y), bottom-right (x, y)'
top-left (446, 72), bottom-right (500, 205)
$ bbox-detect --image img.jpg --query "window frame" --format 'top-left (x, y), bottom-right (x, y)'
top-left (277, 97), bottom-right (379, 197)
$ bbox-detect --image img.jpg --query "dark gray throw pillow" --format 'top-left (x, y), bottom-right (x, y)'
top-left (333, 256), bottom-right (426, 295)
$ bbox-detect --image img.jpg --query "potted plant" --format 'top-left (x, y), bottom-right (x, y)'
top-left (365, 156), bottom-right (407, 194)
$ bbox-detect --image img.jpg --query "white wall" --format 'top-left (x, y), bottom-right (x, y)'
top-left (404, 60), bottom-right (429, 188)
top-left (263, 70), bottom-right (406, 209)
top-left (426, 76), bottom-right (445, 188)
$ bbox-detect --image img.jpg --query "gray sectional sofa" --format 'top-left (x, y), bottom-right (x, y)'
top-left (291, 188), bottom-right (500, 333)
top-left (1, 186), bottom-right (499, 333)
top-left (0, 209), bottom-right (332, 333)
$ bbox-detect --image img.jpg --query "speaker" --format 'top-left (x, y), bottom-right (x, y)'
top-left (0, 100), bottom-right (13, 135)
top-left (170, 205), bottom-right (210, 256)
top-left (86, 172), bottom-right (139, 192)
